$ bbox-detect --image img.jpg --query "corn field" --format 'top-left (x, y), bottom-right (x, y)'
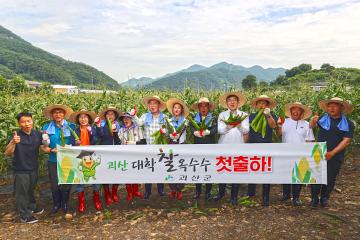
top-left (0, 82), bottom-right (358, 177)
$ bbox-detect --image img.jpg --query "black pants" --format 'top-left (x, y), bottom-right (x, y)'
top-left (283, 184), bottom-right (302, 199)
top-left (14, 171), bottom-right (38, 218)
top-left (217, 184), bottom-right (240, 199)
top-left (195, 183), bottom-right (212, 195)
top-left (145, 183), bottom-right (165, 194)
top-left (311, 156), bottom-right (343, 199)
top-left (248, 184), bottom-right (270, 198)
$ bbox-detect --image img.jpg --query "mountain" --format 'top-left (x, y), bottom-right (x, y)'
top-left (120, 77), bottom-right (156, 88)
top-left (122, 62), bottom-right (286, 90)
top-left (120, 64), bottom-right (207, 87)
top-left (0, 25), bottom-right (119, 88)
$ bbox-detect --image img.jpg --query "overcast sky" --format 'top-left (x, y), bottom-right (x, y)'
top-left (1, 0), bottom-right (359, 83)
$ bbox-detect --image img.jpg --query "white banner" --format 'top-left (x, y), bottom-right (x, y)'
top-left (57, 142), bottom-right (327, 184)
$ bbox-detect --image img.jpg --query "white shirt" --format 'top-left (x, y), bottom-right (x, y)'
top-left (218, 109), bottom-right (249, 144)
top-left (282, 118), bottom-right (315, 143)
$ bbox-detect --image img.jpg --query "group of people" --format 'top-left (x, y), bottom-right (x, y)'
top-left (5, 92), bottom-right (354, 223)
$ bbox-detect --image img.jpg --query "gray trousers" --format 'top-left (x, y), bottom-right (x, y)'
top-left (14, 171), bottom-right (38, 218)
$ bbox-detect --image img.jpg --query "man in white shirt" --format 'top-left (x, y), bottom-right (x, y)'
top-left (214, 92), bottom-right (249, 205)
top-left (277, 102), bottom-right (315, 206)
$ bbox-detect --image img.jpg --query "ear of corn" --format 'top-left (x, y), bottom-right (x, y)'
top-left (60, 128), bottom-right (65, 147)
top-left (60, 156), bottom-right (73, 183)
top-left (67, 126), bottom-right (79, 141)
top-left (188, 117), bottom-right (200, 130)
top-left (106, 118), bottom-right (113, 136)
top-left (298, 157), bottom-right (310, 182)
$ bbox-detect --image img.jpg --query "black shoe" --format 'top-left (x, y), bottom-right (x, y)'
top-left (32, 207), bottom-right (44, 215)
top-left (193, 192), bottom-right (201, 200)
top-left (310, 197), bottom-right (319, 208)
top-left (230, 198), bottom-right (238, 206)
top-left (143, 191), bottom-right (151, 200)
top-left (213, 194), bottom-right (224, 202)
top-left (158, 191), bottom-right (166, 197)
top-left (320, 197), bottom-right (329, 208)
top-left (21, 216), bottom-right (38, 224)
top-left (292, 198), bottom-right (302, 206)
top-left (280, 194), bottom-right (291, 203)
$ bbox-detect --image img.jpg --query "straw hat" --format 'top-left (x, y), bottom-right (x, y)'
top-left (250, 95), bottom-right (277, 109)
top-left (69, 109), bottom-right (97, 124)
top-left (285, 102), bottom-right (312, 120)
top-left (142, 95), bottom-right (166, 111)
top-left (191, 97), bottom-right (215, 111)
top-left (319, 97), bottom-right (353, 114)
top-left (166, 98), bottom-right (190, 117)
top-left (43, 104), bottom-right (73, 119)
top-left (99, 106), bottom-right (122, 119)
top-left (219, 91), bottom-right (246, 109)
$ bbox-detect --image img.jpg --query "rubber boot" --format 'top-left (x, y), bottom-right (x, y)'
top-left (112, 184), bottom-right (119, 203)
top-left (103, 185), bottom-right (112, 206)
top-left (78, 191), bottom-right (86, 213)
top-left (93, 191), bottom-right (102, 211)
top-left (132, 184), bottom-right (143, 198)
top-left (126, 184), bottom-right (133, 201)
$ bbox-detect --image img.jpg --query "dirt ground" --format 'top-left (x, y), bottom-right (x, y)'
top-left (0, 149), bottom-right (359, 240)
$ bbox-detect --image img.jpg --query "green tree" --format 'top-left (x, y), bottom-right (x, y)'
top-left (0, 75), bottom-right (9, 92)
top-left (320, 63), bottom-right (335, 73)
top-left (242, 75), bottom-right (257, 89)
top-left (298, 63), bottom-right (312, 72)
top-left (35, 82), bottom-right (54, 94)
top-left (8, 75), bottom-right (28, 95)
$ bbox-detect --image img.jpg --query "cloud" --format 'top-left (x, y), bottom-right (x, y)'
top-left (0, 0), bottom-right (359, 82)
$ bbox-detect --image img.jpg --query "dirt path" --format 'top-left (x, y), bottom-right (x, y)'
top-left (1, 149), bottom-right (359, 240)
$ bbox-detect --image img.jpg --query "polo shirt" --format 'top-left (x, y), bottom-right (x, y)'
top-left (7, 129), bottom-right (42, 172)
top-left (318, 115), bottom-right (355, 160)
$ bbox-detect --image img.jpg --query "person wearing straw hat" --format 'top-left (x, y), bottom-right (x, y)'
top-left (214, 92), bottom-right (249, 205)
top-left (166, 98), bottom-right (189, 200)
top-left (190, 97), bottom-right (218, 201)
top-left (118, 111), bottom-right (146, 201)
top-left (69, 109), bottom-right (102, 213)
top-left (95, 106), bottom-right (122, 206)
top-left (41, 104), bottom-right (75, 214)
top-left (309, 97), bottom-right (355, 208)
top-left (135, 95), bottom-right (168, 199)
top-left (277, 102), bottom-right (315, 206)
top-left (247, 95), bottom-right (278, 206)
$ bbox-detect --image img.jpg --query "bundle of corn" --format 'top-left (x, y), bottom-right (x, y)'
top-left (250, 108), bottom-right (270, 138)
top-left (222, 112), bottom-right (247, 127)
top-left (188, 116), bottom-right (212, 136)
top-left (165, 118), bottom-right (186, 138)
top-left (151, 126), bottom-right (168, 144)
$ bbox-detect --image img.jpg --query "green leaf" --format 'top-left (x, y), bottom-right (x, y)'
top-left (302, 170), bottom-right (311, 183)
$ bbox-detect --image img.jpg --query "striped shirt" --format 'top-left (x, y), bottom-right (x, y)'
top-left (118, 125), bottom-right (144, 143)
